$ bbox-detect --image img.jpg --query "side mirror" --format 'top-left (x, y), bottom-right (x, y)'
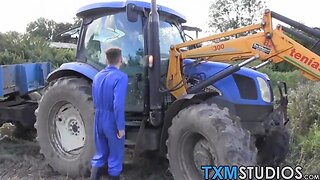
top-left (127, 3), bottom-right (138, 22)
top-left (182, 25), bottom-right (202, 39)
top-left (127, 3), bottom-right (146, 22)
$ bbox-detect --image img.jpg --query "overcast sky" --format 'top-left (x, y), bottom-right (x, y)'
top-left (0, 0), bottom-right (318, 36)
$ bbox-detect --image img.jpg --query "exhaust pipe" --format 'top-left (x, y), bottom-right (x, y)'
top-left (148, 0), bottom-right (162, 109)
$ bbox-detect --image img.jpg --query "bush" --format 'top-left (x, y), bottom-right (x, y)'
top-left (286, 81), bottom-right (320, 173)
top-left (270, 61), bottom-right (298, 72)
top-left (0, 32), bottom-right (75, 68)
top-left (257, 67), bottom-right (320, 173)
top-left (257, 67), bottom-right (305, 100)
top-left (294, 124), bottom-right (320, 174)
top-left (260, 67), bottom-right (305, 89)
top-left (289, 82), bottom-right (320, 135)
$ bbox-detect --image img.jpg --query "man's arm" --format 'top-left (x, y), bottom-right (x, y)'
top-left (113, 75), bottom-right (128, 132)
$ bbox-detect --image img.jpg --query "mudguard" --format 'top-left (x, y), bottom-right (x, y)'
top-left (47, 62), bottom-right (99, 82)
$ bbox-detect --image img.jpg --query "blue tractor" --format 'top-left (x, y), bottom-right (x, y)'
top-left (35, 0), bottom-right (291, 178)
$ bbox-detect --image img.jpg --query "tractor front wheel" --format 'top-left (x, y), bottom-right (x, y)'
top-left (256, 126), bottom-right (290, 166)
top-left (35, 77), bottom-right (95, 177)
top-left (167, 103), bottom-right (257, 180)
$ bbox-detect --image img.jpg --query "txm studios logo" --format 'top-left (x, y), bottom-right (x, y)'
top-left (201, 165), bottom-right (320, 180)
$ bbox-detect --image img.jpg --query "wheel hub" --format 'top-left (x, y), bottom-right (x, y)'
top-left (193, 138), bottom-right (216, 173)
top-left (52, 103), bottom-right (86, 157)
top-left (69, 119), bottom-right (80, 135)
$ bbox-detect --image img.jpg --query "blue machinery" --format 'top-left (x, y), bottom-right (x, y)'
top-left (0, 62), bottom-right (51, 128)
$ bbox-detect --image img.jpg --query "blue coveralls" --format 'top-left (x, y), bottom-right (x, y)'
top-left (91, 65), bottom-right (128, 176)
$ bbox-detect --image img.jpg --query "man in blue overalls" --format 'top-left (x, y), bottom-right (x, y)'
top-left (90, 47), bottom-right (128, 180)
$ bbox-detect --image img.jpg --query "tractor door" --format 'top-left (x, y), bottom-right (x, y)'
top-left (82, 11), bottom-right (146, 112)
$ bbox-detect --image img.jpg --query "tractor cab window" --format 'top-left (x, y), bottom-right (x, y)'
top-left (159, 20), bottom-right (184, 60)
top-left (83, 12), bottom-right (144, 67)
top-left (159, 20), bottom-right (184, 74)
top-left (83, 12), bottom-right (145, 112)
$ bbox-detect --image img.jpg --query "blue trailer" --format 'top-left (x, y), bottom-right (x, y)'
top-left (0, 62), bottom-right (51, 131)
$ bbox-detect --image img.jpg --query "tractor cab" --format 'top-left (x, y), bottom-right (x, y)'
top-left (75, 1), bottom-right (187, 112)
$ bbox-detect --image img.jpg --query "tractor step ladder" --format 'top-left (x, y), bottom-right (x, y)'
top-left (123, 116), bottom-right (147, 164)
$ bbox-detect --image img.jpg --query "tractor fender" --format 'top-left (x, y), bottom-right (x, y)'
top-left (47, 62), bottom-right (99, 82)
top-left (159, 91), bottom-right (225, 156)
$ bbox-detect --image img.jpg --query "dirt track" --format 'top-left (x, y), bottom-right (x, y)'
top-left (0, 124), bottom-right (172, 180)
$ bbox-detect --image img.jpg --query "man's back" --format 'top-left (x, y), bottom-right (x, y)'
top-left (92, 66), bottom-right (127, 111)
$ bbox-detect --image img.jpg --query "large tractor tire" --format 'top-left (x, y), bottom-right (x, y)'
top-left (35, 77), bottom-right (95, 177)
top-left (167, 103), bottom-right (257, 180)
top-left (256, 126), bottom-right (290, 166)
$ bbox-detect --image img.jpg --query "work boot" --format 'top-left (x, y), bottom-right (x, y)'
top-left (90, 167), bottom-right (103, 180)
top-left (107, 174), bottom-right (120, 180)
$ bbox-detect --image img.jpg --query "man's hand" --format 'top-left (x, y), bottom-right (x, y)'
top-left (117, 130), bottom-right (125, 139)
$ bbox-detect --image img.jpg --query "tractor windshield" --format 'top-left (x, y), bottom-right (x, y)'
top-left (82, 11), bottom-right (184, 67)
top-left (83, 11), bottom-right (144, 66)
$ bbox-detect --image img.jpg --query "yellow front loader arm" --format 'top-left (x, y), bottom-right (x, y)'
top-left (166, 10), bottom-right (320, 98)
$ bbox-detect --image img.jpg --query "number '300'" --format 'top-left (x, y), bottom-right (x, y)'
top-left (213, 44), bottom-right (224, 51)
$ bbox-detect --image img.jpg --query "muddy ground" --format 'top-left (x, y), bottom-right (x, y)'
top-left (0, 124), bottom-right (173, 180)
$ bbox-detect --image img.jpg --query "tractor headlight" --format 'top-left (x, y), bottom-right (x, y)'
top-left (257, 77), bottom-right (271, 103)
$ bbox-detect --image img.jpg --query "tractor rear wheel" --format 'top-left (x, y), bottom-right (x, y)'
top-left (167, 103), bottom-right (257, 180)
top-left (35, 77), bottom-right (95, 177)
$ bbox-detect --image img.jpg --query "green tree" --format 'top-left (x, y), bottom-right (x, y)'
top-left (26, 18), bottom-right (56, 40)
top-left (53, 22), bottom-right (74, 42)
top-left (26, 17), bottom-right (80, 42)
top-left (72, 17), bottom-right (82, 27)
top-left (208, 0), bottom-right (266, 33)
top-left (0, 31), bottom-right (26, 64)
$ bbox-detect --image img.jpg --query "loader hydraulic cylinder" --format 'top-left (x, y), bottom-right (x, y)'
top-left (271, 11), bottom-right (320, 38)
top-left (252, 60), bottom-right (272, 70)
top-left (282, 26), bottom-right (320, 56)
top-left (282, 26), bottom-right (318, 45)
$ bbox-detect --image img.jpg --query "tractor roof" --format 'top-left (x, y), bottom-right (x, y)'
top-left (76, 0), bottom-right (187, 23)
